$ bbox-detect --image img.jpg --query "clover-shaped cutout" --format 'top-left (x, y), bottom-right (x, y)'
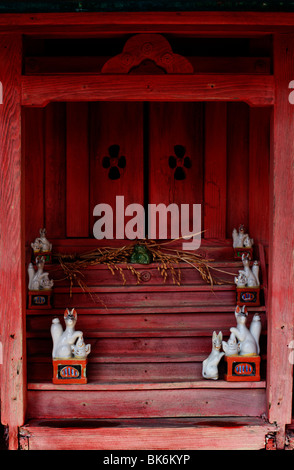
top-left (102, 145), bottom-right (126, 180)
top-left (168, 145), bottom-right (192, 180)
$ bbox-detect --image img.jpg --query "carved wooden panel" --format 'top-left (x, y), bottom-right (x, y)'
top-left (102, 34), bottom-right (193, 74)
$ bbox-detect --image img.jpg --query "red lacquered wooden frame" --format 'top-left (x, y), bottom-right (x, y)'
top-left (0, 12), bottom-right (293, 450)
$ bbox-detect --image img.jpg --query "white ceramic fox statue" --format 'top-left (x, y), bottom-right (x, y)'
top-left (31, 228), bottom-right (52, 252)
top-left (222, 332), bottom-right (240, 356)
top-left (232, 224), bottom-right (254, 249)
top-left (202, 331), bottom-right (224, 380)
top-left (28, 257), bottom-right (54, 291)
top-left (241, 253), bottom-right (259, 287)
top-left (51, 308), bottom-right (84, 359)
top-left (229, 306), bottom-right (261, 356)
top-left (235, 254), bottom-right (259, 288)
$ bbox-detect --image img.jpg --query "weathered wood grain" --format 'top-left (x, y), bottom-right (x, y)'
top-left (249, 107), bottom-right (270, 245)
top-left (226, 102), bottom-right (249, 238)
top-left (27, 388), bottom-right (266, 419)
top-left (66, 102), bottom-right (89, 237)
top-left (149, 102), bottom-right (203, 239)
top-left (20, 417), bottom-right (276, 450)
top-left (44, 103), bottom-right (66, 238)
top-left (24, 55), bottom-right (271, 75)
top-left (24, 107), bottom-right (45, 246)
top-left (0, 35), bottom-right (25, 450)
top-left (267, 34), bottom-right (294, 447)
top-left (2, 11), bottom-right (294, 28)
top-left (21, 74), bottom-right (275, 107)
top-left (204, 102), bottom-right (227, 238)
top-left (89, 102), bottom-right (144, 239)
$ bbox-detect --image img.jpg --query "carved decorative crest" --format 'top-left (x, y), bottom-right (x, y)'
top-left (102, 34), bottom-right (194, 74)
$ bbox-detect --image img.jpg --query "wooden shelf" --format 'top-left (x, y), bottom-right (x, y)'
top-left (27, 379), bottom-right (266, 391)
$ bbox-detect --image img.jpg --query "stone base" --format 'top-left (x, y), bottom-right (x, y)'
top-left (236, 286), bottom-right (260, 306)
top-left (52, 358), bottom-right (88, 384)
top-left (224, 355), bottom-right (260, 382)
top-left (28, 290), bottom-right (52, 309)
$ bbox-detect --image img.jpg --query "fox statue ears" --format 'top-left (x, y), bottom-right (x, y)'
top-left (235, 305), bottom-right (248, 316)
top-left (64, 308), bottom-right (77, 320)
top-left (212, 331), bottom-right (222, 342)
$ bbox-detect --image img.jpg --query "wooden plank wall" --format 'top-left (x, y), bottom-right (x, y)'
top-left (23, 101), bottom-right (270, 422)
top-left (24, 101), bottom-right (270, 246)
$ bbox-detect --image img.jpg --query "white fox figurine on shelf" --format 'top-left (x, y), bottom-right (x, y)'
top-left (235, 253), bottom-right (260, 288)
top-left (222, 332), bottom-right (240, 356)
top-left (28, 257), bottom-right (54, 291)
top-left (71, 335), bottom-right (91, 359)
top-left (252, 261), bottom-right (260, 287)
top-left (51, 308), bottom-right (89, 360)
top-left (232, 224), bottom-right (254, 249)
top-left (202, 331), bottom-right (225, 380)
top-left (31, 228), bottom-right (52, 253)
top-left (229, 305), bottom-right (261, 356)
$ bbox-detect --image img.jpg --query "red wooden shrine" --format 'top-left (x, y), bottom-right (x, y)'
top-left (0, 9), bottom-right (294, 451)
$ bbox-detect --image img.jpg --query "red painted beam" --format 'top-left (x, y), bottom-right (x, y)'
top-left (21, 74), bottom-right (275, 107)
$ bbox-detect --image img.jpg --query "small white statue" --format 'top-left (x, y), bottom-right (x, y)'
top-left (235, 253), bottom-right (259, 288)
top-left (51, 308), bottom-right (90, 360)
top-left (31, 228), bottom-right (52, 253)
top-left (234, 271), bottom-right (247, 288)
top-left (249, 313), bottom-right (262, 355)
top-left (28, 257), bottom-right (54, 291)
top-left (252, 260), bottom-right (260, 287)
top-left (222, 332), bottom-right (240, 356)
top-left (243, 234), bottom-right (254, 248)
top-left (202, 331), bottom-right (225, 380)
top-left (71, 335), bottom-right (91, 359)
top-left (232, 224), bottom-right (254, 249)
top-left (229, 305), bottom-right (261, 356)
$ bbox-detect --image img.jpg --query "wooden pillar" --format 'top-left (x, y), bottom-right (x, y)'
top-left (0, 35), bottom-right (26, 450)
top-left (267, 33), bottom-right (294, 449)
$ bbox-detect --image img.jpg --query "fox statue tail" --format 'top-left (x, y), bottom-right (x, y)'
top-left (50, 318), bottom-right (63, 358)
top-left (249, 314), bottom-right (261, 355)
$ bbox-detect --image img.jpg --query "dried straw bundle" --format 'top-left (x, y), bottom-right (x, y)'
top-left (54, 239), bottom-right (232, 301)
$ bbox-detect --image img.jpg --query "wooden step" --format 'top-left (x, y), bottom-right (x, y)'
top-left (19, 417), bottom-right (276, 450)
top-left (47, 261), bottom-right (240, 287)
top-left (25, 382), bottom-right (267, 420)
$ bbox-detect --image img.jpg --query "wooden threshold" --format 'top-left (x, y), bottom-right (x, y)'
top-left (19, 416), bottom-right (277, 450)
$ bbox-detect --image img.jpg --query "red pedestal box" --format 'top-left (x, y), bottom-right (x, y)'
top-left (234, 247), bottom-right (253, 260)
top-left (224, 355), bottom-right (260, 382)
top-left (52, 358), bottom-right (88, 384)
top-left (28, 290), bottom-right (52, 309)
top-left (236, 286), bottom-right (260, 306)
top-left (33, 250), bottom-right (52, 264)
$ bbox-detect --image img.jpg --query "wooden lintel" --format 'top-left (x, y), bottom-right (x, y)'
top-left (21, 74), bottom-right (274, 107)
top-left (1, 11), bottom-right (294, 27)
top-left (24, 56), bottom-right (271, 75)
